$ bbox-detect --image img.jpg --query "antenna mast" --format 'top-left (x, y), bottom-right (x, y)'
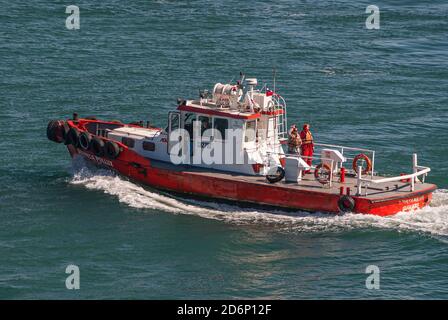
top-left (273, 68), bottom-right (277, 93)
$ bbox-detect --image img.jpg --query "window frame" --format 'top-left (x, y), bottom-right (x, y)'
top-left (122, 136), bottom-right (135, 148)
top-left (244, 119), bottom-right (257, 143)
top-left (142, 141), bottom-right (156, 152)
top-left (198, 115), bottom-right (212, 136)
top-left (212, 117), bottom-right (229, 141)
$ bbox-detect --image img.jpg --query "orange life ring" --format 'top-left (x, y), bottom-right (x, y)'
top-left (314, 163), bottom-right (332, 184)
top-left (352, 154), bottom-right (372, 175)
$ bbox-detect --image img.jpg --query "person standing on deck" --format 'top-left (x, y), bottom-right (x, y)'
top-left (288, 124), bottom-right (302, 154)
top-left (300, 123), bottom-right (314, 173)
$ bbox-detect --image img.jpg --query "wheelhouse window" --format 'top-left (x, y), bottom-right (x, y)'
top-left (213, 117), bottom-right (228, 140)
top-left (170, 113), bottom-right (179, 131)
top-left (142, 141), bottom-right (155, 151)
top-left (198, 116), bottom-right (211, 135)
top-left (183, 113), bottom-right (196, 139)
top-left (122, 137), bottom-right (135, 148)
top-left (245, 120), bottom-right (257, 142)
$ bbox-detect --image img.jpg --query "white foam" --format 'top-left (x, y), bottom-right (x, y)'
top-left (68, 157), bottom-right (448, 238)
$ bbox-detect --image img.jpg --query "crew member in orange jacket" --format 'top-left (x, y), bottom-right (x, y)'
top-left (300, 123), bottom-right (314, 173)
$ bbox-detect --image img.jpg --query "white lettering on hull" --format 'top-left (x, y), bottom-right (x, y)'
top-left (400, 196), bottom-right (424, 212)
top-left (79, 150), bottom-right (114, 168)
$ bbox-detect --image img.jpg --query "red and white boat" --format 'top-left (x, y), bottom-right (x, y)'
top-left (47, 74), bottom-right (436, 216)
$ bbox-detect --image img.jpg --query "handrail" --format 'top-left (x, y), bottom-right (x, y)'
top-left (266, 151), bottom-right (336, 187)
top-left (254, 145), bottom-right (430, 194)
top-left (272, 94), bottom-right (287, 140)
top-left (355, 154), bottom-right (430, 195)
top-left (314, 143), bottom-right (376, 177)
top-left (314, 143), bottom-right (374, 154)
top-left (266, 151), bottom-right (335, 164)
top-left (361, 167), bottom-right (430, 185)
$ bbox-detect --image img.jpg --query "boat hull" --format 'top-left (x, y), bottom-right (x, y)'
top-left (67, 145), bottom-right (436, 216)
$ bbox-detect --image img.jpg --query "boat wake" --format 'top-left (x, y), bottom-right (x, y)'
top-left (69, 158), bottom-right (448, 238)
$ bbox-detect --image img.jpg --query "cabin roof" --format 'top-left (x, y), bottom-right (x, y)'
top-left (178, 101), bottom-right (261, 120)
top-left (111, 126), bottom-right (160, 139)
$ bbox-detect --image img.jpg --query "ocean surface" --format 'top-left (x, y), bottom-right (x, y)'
top-left (1, 1), bottom-right (448, 299)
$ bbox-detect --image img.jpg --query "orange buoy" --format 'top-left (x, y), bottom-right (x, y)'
top-left (353, 153), bottom-right (372, 175)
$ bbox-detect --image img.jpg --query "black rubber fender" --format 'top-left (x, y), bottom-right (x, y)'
top-left (78, 132), bottom-right (91, 151)
top-left (266, 166), bottom-right (286, 184)
top-left (65, 127), bottom-right (80, 147)
top-left (47, 120), bottom-right (68, 143)
top-left (90, 137), bottom-right (105, 156)
top-left (338, 195), bottom-right (356, 213)
top-left (47, 120), bottom-right (61, 143)
top-left (61, 122), bottom-right (69, 142)
top-left (105, 140), bottom-right (120, 160)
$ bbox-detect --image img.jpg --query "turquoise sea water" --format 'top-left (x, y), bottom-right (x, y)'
top-left (1, 1), bottom-right (448, 299)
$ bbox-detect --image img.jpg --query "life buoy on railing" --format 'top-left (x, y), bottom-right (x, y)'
top-left (314, 163), bottom-right (332, 184)
top-left (352, 153), bottom-right (372, 175)
top-left (338, 195), bottom-right (355, 213)
top-left (266, 166), bottom-right (285, 184)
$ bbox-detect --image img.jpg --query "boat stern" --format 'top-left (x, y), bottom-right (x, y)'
top-left (354, 183), bottom-right (437, 216)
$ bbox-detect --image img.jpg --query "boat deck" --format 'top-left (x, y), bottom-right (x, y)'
top-left (149, 160), bottom-right (434, 200)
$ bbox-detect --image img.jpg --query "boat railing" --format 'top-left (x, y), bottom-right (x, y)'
top-left (355, 153), bottom-right (431, 195)
top-left (314, 143), bottom-right (376, 178)
top-left (272, 94), bottom-right (288, 141)
top-left (262, 146), bottom-right (430, 194)
top-left (265, 151), bottom-right (336, 187)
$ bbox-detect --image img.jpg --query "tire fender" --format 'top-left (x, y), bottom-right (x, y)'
top-left (66, 127), bottom-right (80, 147)
top-left (105, 141), bottom-right (120, 160)
top-left (47, 120), bottom-right (67, 143)
top-left (338, 195), bottom-right (356, 213)
top-left (90, 137), bottom-right (105, 156)
top-left (79, 132), bottom-right (92, 151)
top-left (266, 166), bottom-right (286, 184)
